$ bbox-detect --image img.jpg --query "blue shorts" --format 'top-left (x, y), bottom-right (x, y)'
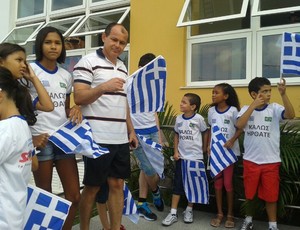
top-left (133, 132), bottom-right (159, 176)
top-left (37, 142), bottom-right (75, 161)
top-left (172, 159), bottom-right (185, 195)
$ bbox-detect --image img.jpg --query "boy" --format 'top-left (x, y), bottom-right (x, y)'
top-left (162, 93), bottom-right (208, 226)
top-left (236, 77), bottom-right (295, 230)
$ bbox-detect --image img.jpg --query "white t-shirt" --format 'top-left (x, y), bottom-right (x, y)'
top-left (208, 106), bottom-right (240, 156)
top-left (0, 116), bottom-right (33, 229)
top-left (237, 103), bottom-right (285, 164)
top-left (28, 62), bottom-right (72, 135)
top-left (174, 113), bottom-right (208, 160)
top-left (73, 49), bottom-right (129, 144)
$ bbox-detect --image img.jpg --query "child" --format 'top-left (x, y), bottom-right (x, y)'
top-left (0, 67), bottom-right (35, 229)
top-left (208, 83), bottom-right (241, 228)
top-left (162, 93), bottom-right (208, 226)
top-left (0, 43), bottom-right (54, 150)
top-left (236, 77), bottom-right (295, 230)
top-left (29, 26), bottom-right (82, 229)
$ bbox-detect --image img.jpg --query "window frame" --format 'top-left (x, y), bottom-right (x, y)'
top-left (49, 0), bottom-right (86, 18)
top-left (89, 0), bottom-right (130, 10)
top-left (185, 30), bottom-right (252, 88)
top-left (69, 6), bottom-right (130, 37)
top-left (177, 0), bottom-right (250, 27)
top-left (16, 0), bottom-right (47, 23)
top-left (27, 15), bottom-right (85, 42)
top-left (1, 22), bottom-right (45, 46)
top-left (252, 0), bottom-right (300, 16)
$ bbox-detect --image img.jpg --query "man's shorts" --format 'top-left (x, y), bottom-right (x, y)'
top-left (83, 143), bottom-right (130, 186)
top-left (133, 132), bottom-right (159, 176)
top-left (37, 142), bottom-right (75, 161)
top-left (96, 182), bottom-right (109, 204)
top-left (243, 160), bottom-right (280, 203)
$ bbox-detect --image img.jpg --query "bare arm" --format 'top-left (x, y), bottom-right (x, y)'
top-left (73, 78), bottom-right (126, 105)
top-left (202, 130), bottom-right (208, 155)
top-left (277, 78), bottom-right (295, 119)
top-left (173, 132), bottom-right (180, 161)
top-left (25, 64), bottom-right (54, 112)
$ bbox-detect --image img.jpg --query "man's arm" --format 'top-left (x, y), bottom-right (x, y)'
top-left (126, 103), bottom-right (138, 149)
top-left (278, 78), bottom-right (295, 119)
top-left (73, 78), bottom-right (126, 105)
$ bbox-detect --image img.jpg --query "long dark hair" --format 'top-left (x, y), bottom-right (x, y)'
top-left (0, 67), bottom-right (36, 125)
top-left (214, 83), bottom-right (240, 111)
top-left (35, 26), bottom-right (66, 64)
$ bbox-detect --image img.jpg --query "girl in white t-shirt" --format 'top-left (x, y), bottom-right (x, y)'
top-left (0, 67), bottom-right (35, 229)
top-left (29, 26), bottom-right (82, 230)
top-left (208, 83), bottom-right (242, 228)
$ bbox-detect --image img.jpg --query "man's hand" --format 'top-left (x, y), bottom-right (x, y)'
top-left (33, 133), bottom-right (49, 149)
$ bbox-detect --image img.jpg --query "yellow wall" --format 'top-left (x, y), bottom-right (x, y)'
top-left (130, 0), bottom-right (300, 116)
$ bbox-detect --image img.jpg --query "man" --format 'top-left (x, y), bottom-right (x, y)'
top-left (129, 53), bottom-right (164, 221)
top-left (73, 22), bottom-right (138, 230)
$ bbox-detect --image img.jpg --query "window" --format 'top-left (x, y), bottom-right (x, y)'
top-left (70, 7), bottom-right (130, 37)
top-left (252, 0), bottom-right (300, 16)
top-left (51, 0), bottom-right (84, 11)
top-left (177, 0), bottom-right (249, 27)
top-left (188, 34), bottom-right (249, 86)
top-left (28, 16), bottom-right (84, 43)
top-left (178, 0), bottom-right (300, 86)
top-left (17, 0), bottom-right (45, 20)
top-left (1, 22), bottom-right (44, 45)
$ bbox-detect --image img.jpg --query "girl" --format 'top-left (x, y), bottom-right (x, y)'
top-left (0, 67), bottom-right (35, 229)
top-left (29, 26), bottom-right (82, 230)
top-left (0, 42), bottom-right (54, 150)
top-left (208, 83), bottom-right (241, 228)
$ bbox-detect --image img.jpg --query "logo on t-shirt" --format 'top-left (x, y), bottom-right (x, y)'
top-left (189, 123), bottom-right (196, 128)
top-left (224, 119), bottom-right (230, 124)
top-left (41, 80), bottom-right (50, 87)
top-left (60, 82), bottom-right (67, 89)
top-left (265, 117), bottom-right (272, 122)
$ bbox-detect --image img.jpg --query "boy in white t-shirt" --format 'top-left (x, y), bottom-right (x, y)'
top-left (236, 77), bottom-right (295, 230)
top-left (162, 93), bottom-right (208, 226)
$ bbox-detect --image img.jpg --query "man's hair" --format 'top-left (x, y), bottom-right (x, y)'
top-left (138, 53), bottom-right (156, 67)
top-left (104, 22), bottom-right (127, 36)
top-left (248, 77), bottom-right (271, 94)
top-left (184, 93), bottom-right (201, 113)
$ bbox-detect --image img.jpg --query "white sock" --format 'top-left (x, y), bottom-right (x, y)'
top-left (269, 221), bottom-right (277, 229)
top-left (245, 216), bottom-right (253, 223)
top-left (170, 208), bottom-right (177, 215)
top-left (185, 206), bottom-right (193, 212)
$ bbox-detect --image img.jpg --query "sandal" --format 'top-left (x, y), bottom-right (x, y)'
top-left (224, 215), bottom-right (235, 228)
top-left (210, 214), bottom-right (223, 227)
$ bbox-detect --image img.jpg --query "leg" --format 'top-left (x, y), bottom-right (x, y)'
top-left (138, 171), bottom-right (149, 199)
top-left (171, 194), bottom-right (180, 209)
top-left (211, 173), bottom-right (224, 227)
top-left (79, 185), bottom-right (100, 230)
top-left (107, 177), bottom-right (124, 230)
top-left (97, 202), bottom-right (110, 230)
top-left (266, 202), bottom-right (277, 222)
top-left (33, 160), bottom-right (54, 192)
top-left (56, 158), bottom-right (81, 230)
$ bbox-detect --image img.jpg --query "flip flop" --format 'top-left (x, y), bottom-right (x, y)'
top-left (224, 215), bottom-right (235, 228)
top-left (210, 214), bottom-right (223, 227)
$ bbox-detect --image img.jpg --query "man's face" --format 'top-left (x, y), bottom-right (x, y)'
top-left (102, 25), bottom-right (128, 64)
top-left (253, 84), bottom-right (272, 104)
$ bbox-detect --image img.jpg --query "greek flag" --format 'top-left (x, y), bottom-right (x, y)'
top-left (181, 159), bottom-right (209, 204)
top-left (23, 184), bottom-right (71, 230)
top-left (137, 134), bottom-right (164, 178)
top-left (209, 125), bottom-right (238, 178)
top-left (280, 32), bottom-right (300, 75)
top-left (48, 118), bottom-right (109, 159)
top-left (123, 183), bottom-right (139, 224)
top-left (127, 55), bottom-right (166, 113)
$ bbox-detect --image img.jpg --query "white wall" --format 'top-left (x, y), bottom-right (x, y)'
top-left (0, 0), bottom-right (13, 41)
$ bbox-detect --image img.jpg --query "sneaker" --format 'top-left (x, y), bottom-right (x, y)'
top-left (137, 202), bottom-right (157, 221)
top-left (152, 192), bottom-right (164, 211)
top-left (183, 210), bottom-right (193, 223)
top-left (240, 220), bottom-right (253, 230)
top-left (269, 227), bottom-right (279, 230)
top-left (162, 212), bottom-right (178, 226)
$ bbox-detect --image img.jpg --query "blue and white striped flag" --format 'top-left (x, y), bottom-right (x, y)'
top-left (23, 184), bottom-right (71, 230)
top-left (209, 125), bottom-right (238, 178)
top-left (280, 32), bottom-right (300, 76)
top-left (48, 118), bottom-right (109, 159)
top-left (137, 134), bottom-right (164, 178)
top-left (127, 55), bottom-right (166, 113)
top-left (181, 159), bottom-right (209, 204)
top-left (123, 183), bottom-right (139, 224)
